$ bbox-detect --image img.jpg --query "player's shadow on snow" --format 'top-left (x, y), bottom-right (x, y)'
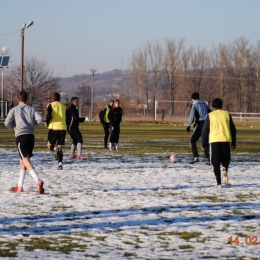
top-left (0, 202), bottom-right (260, 235)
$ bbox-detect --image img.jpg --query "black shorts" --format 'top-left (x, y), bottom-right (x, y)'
top-left (68, 128), bottom-right (83, 145)
top-left (48, 130), bottom-right (66, 146)
top-left (16, 134), bottom-right (35, 159)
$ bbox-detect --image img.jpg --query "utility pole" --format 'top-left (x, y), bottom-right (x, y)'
top-left (90, 69), bottom-right (96, 121)
top-left (20, 21), bottom-right (33, 91)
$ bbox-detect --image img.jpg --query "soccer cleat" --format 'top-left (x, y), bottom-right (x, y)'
top-left (76, 155), bottom-right (87, 160)
top-left (68, 154), bottom-right (76, 159)
top-left (10, 186), bottom-right (23, 192)
top-left (189, 157), bottom-right (199, 164)
top-left (38, 179), bottom-right (44, 194)
top-left (205, 158), bottom-right (210, 166)
top-left (215, 184), bottom-right (222, 189)
top-left (58, 165), bottom-right (63, 170)
top-left (222, 167), bottom-right (228, 184)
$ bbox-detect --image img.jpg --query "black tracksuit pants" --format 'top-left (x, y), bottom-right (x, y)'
top-left (190, 120), bottom-right (209, 159)
top-left (103, 123), bottom-right (110, 147)
top-left (210, 142), bottom-right (231, 185)
top-left (109, 124), bottom-right (120, 144)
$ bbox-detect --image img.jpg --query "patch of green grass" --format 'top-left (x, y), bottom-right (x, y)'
top-left (96, 236), bottom-right (106, 241)
top-left (232, 210), bottom-right (244, 215)
top-left (23, 236), bottom-right (87, 254)
top-left (196, 196), bottom-right (226, 203)
top-left (123, 241), bottom-right (135, 245)
top-left (79, 233), bottom-right (93, 238)
top-left (236, 193), bottom-right (258, 201)
top-left (235, 232), bottom-right (248, 237)
top-left (160, 242), bottom-right (170, 249)
top-left (179, 244), bottom-right (194, 249)
top-left (51, 205), bottom-right (72, 212)
top-left (135, 237), bottom-right (142, 243)
top-left (242, 226), bottom-right (257, 231)
top-left (158, 231), bottom-right (202, 241)
top-left (0, 241), bottom-right (19, 257)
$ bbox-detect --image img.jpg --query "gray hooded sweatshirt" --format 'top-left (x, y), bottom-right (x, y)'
top-left (4, 104), bottom-right (43, 137)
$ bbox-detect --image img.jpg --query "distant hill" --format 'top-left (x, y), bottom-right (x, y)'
top-left (59, 69), bottom-right (133, 98)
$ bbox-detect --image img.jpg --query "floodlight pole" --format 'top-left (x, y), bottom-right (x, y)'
top-left (20, 27), bottom-right (24, 91)
top-left (20, 21), bottom-right (33, 91)
top-left (90, 69), bottom-right (96, 121)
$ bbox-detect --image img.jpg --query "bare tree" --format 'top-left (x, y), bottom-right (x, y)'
top-left (210, 43), bottom-right (231, 109)
top-left (162, 38), bottom-right (184, 116)
top-left (229, 37), bottom-right (251, 111)
top-left (189, 46), bottom-right (207, 93)
top-left (147, 40), bottom-right (163, 118)
top-left (129, 47), bottom-right (149, 109)
top-left (6, 56), bottom-right (59, 106)
top-left (75, 83), bottom-right (91, 110)
top-left (252, 41), bottom-right (260, 112)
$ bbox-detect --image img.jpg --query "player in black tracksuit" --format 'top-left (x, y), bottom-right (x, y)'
top-left (66, 97), bottom-right (86, 160)
top-left (108, 99), bottom-right (122, 151)
top-left (186, 92), bottom-right (211, 164)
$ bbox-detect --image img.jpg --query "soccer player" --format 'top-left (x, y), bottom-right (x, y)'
top-left (99, 99), bottom-right (114, 148)
top-left (186, 92), bottom-right (211, 164)
top-left (46, 92), bottom-right (67, 170)
top-left (4, 91), bottom-right (44, 194)
top-left (108, 99), bottom-right (122, 151)
top-left (201, 98), bottom-right (236, 188)
top-left (66, 97), bottom-right (87, 160)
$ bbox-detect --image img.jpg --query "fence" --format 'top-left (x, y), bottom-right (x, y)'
top-left (230, 111), bottom-right (260, 124)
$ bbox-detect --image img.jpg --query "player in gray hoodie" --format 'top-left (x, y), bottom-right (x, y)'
top-left (4, 91), bottom-right (44, 194)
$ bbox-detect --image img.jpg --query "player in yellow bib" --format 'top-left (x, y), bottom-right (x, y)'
top-left (46, 92), bottom-right (67, 170)
top-left (201, 98), bottom-right (236, 188)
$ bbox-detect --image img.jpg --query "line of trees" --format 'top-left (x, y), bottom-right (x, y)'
top-left (3, 57), bottom-right (92, 117)
top-left (129, 37), bottom-right (260, 118)
top-left (5, 57), bottom-right (60, 110)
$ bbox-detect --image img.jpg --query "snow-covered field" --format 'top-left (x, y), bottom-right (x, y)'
top-left (0, 150), bottom-right (260, 259)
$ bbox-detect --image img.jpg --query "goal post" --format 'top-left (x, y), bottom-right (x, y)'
top-left (155, 100), bottom-right (192, 121)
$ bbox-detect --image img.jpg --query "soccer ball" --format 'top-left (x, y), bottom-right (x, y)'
top-left (169, 153), bottom-right (177, 163)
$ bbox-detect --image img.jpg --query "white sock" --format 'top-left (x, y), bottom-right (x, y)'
top-left (29, 169), bottom-right (40, 184)
top-left (71, 144), bottom-right (76, 155)
top-left (77, 143), bottom-right (82, 155)
top-left (109, 142), bottom-right (112, 148)
top-left (18, 170), bottom-right (26, 187)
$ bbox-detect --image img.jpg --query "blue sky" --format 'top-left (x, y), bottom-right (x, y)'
top-left (1, 0), bottom-right (259, 77)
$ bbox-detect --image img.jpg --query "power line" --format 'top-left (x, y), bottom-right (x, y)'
top-left (0, 29), bottom-right (20, 37)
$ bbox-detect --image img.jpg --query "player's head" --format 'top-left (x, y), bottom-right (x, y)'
top-left (71, 97), bottom-right (79, 107)
top-left (191, 92), bottom-right (199, 100)
top-left (114, 99), bottom-right (120, 107)
top-left (52, 92), bottom-right (60, 101)
top-left (212, 98), bottom-right (223, 109)
top-left (17, 91), bottom-right (28, 102)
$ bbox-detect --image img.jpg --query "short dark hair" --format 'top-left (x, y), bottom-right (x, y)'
top-left (18, 91), bottom-right (28, 102)
top-left (114, 99), bottom-right (120, 104)
top-left (191, 92), bottom-right (199, 100)
top-left (71, 97), bottom-right (79, 102)
top-left (212, 98), bottom-right (223, 109)
top-left (52, 92), bottom-right (60, 101)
